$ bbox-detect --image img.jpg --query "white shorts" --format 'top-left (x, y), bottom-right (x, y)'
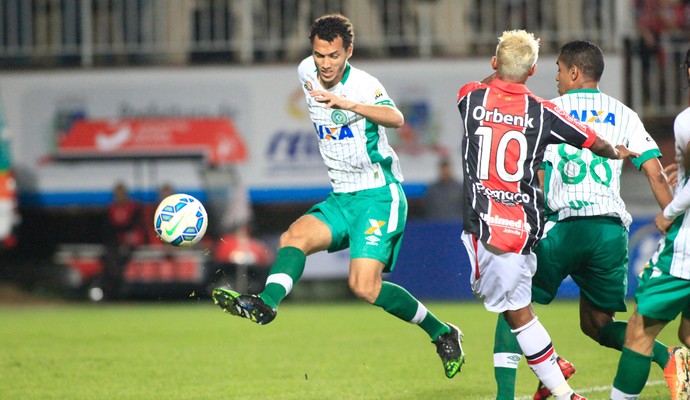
top-left (461, 231), bottom-right (536, 313)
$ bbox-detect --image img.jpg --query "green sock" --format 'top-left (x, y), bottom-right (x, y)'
top-left (258, 246), bottom-right (306, 309)
top-left (373, 281), bottom-right (450, 340)
top-left (493, 314), bottom-right (522, 400)
top-left (599, 321), bottom-right (669, 368)
top-left (612, 346), bottom-right (652, 396)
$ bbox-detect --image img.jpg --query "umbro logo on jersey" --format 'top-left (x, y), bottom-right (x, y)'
top-left (365, 235), bottom-right (381, 246)
top-left (569, 110), bottom-right (616, 126)
top-left (472, 106), bottom-right (534, 128)
top-left (314, 123), bottom-right (355, 140)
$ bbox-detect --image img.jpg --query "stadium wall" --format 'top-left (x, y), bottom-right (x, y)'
top-left (0, 56), bottom-right (623, 207)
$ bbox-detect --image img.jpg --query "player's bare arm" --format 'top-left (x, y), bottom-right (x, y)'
top-left (310, 89), bottom-right (404, 128)
top-left (641, 158), bottom-right (673, 209)
top-left (588, 136), bottom-right (640, 160)
top-left (665, 163), bottom-right (679, 187)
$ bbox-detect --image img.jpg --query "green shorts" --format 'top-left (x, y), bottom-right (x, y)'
top-left (636, 264), bottom-right (690, 321)
top-left (532, 216), bottom-right (628, 312)
top-left (306, 183), bottom-right (407, 272)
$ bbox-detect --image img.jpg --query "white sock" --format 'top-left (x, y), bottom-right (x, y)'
top-left (610, 387), bottom-right (639, 400)
top-left (513, 318), bottom-right (572, 398)
top-left (494, 352), bottom-right (522, 369)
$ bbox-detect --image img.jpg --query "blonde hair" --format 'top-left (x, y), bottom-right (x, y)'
top-left (495, 30), bottom-right (539, 81)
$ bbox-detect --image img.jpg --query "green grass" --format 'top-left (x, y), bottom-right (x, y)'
top-left (0, 299), bottom-right (681, 399)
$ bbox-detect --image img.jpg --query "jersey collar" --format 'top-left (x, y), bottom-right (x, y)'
top-left (491, 78), bottom-right (531, 94)
top-left (341, 63), bottom-right (351, 85)
top-left (566, 88), bottom-right (600, 94)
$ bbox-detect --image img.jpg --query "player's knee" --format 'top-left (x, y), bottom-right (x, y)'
top-left (580, 323), bottom-right (600, 342)
top-left (278, 231), bottom-right (295, 248)
top-left (279, 228), bottom-right (310, 249)
top-left (348, 278), bottom-right (379, 303)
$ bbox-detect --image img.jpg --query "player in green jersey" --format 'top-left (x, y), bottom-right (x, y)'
top-left (211, 13), bottom-right (465, 380)
top-left (610, 46), bottom-right (690, 400)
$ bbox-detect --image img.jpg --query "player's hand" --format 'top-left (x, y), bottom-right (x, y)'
top-left (310, 90), bottom-right (353, 110)
top-left (655, 211), bottom-right (675, 234)
top-left (614, 144), bottom-right (640, 160)
top-left (664, 163), bottom-right (679, 188)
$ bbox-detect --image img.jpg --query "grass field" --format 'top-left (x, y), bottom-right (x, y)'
top-left (0, 297), bottom-right (681, 399)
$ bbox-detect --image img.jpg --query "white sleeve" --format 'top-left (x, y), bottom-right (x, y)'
top-left (626, 113), bottom-right (659, 155)
top-left (664, 184), bottom-right (690, 219)
top-left (664, 109), bottom-right (690, 219)
top-left (297, 56), bottom-right (315, 86)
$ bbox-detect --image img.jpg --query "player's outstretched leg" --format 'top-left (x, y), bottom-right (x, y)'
top-left (664, 346), bottom-right (690, 400)
top-left (212, 246), bottom-right (306, 324)
top-left (533, 357), bottom-right (577, 400)
top-left (371, 281), bottom-right (466, 378)
top-left (433, 322), bottom-right (466, 378)
top-left (212, 288), bottom-right (276, 325)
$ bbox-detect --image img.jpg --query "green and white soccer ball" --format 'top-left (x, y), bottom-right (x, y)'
top-left (154, 193), bottom-right (208, 247)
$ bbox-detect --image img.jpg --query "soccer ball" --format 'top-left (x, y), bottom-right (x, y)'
top-left (153, 193), bottom-right (208, 247)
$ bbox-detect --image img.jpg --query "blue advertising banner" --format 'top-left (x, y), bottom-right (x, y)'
top-left (388, 216), bottom-right (661, 301)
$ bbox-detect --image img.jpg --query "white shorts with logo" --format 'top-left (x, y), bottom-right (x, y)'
top-left (461, 231), bottom-right (536, 313)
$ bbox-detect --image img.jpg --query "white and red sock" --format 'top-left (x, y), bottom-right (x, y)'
top-left (513, 317), bottom-right (573, 398)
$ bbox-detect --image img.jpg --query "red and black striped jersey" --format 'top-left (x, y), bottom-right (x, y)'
top-left (457, 78), bottom-right (597, 254)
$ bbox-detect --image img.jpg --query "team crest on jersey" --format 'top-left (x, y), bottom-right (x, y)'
top-left (304, 80), bottom-right (314, 91)
top-left (331, 110), bottom-right (348, 125)
top-left (569, 110), bottom-right (616, 126)
top-left (314, 123), bottom-right (355, 140)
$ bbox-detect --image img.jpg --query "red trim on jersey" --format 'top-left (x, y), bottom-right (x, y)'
top-left (542, 100), bottom-right (598, 148)
top-left (471, 234), bottom-right (480, 280)
top-left (458, 81), bottom-right (484, 102)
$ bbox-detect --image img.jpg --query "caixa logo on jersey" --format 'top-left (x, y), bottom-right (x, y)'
top-left (265, 130), bottom-right (322, 171)
top-left (569, 110), bottom-right (616, 126)
top-left (314, 122), bottom-right (354, 141)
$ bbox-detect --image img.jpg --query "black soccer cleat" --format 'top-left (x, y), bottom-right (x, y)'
top-left (433, 322), bottom-right (466, 379)
top-left (212, 288), bottom-right (277, 325)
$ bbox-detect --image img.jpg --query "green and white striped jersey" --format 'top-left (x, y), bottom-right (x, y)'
top-left (543, 88), bottom-right (661, 228)
top-left (298, 57), bottom-right (403, 193)
top-left (656, 106), bottom-right (690, 279)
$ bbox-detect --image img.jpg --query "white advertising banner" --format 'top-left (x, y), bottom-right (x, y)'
top-left (0, 57), bottom-right (622, 206)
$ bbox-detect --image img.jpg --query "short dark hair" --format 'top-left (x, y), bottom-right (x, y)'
top-left (309, 14), bottom-right (354, 49)
top-left (559, 40), bottom-right (605, 82)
